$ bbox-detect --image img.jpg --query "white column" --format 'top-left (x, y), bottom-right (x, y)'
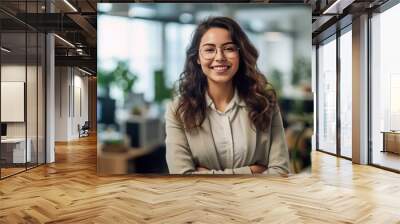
top-left (312, 45), bottom-right (317, 151)
top-left (46, 33), bottom-right (55, 163)
top-left (352, 14), bottom-right (369, 164)
top-left (45, 0), bottom-right (56, 163)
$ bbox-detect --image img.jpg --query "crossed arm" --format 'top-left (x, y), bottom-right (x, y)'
top-left (196, 165), bottom-right (266, 174)
top-left (165, 101), bottom-right (289, 175)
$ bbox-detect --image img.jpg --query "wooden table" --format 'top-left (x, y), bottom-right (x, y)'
top-left (97, 142), bottom-right (160, 175)
top-left (1, 138), bottom-right (31, 164)
top-left (381, 131), bottom-right (400, 154)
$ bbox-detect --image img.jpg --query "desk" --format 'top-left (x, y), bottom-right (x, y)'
top-left (97, 143), bottom-right (160, 175)
top-left (381, 131), bottom-right (400, 154)
top-left (1, 138), bottom-right (31, 163)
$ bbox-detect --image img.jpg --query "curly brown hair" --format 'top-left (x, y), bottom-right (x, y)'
top-left (176, 16), bottom-right (277, 132)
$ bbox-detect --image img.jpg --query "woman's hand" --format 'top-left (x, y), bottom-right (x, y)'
top-left (196, 166), bottom-right (210, 172)
top-left (249, 164), bottom-right (267, 174)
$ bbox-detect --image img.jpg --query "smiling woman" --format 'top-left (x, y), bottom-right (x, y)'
top-left (165, 17), bottom-right (289, 175)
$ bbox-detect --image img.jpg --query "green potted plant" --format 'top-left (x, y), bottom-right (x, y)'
top-left (154, 69), bottom-right (172, 104)
top-left (98, 61), bottom-right (138, 99)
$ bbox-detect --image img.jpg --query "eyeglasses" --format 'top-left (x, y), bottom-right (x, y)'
top-left (199, 44), bottom-right (240, 60)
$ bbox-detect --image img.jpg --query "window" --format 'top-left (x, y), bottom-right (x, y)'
top-left (98, 16), bottom-right (163, 102)
top-left (339, 29), bottom-right (352, 158)
top-left (317, 36), bottom-right (337, 154)
top-left (371, 3), bottom-right (400, 171)
top-left (165, 23), bottom-right (196, 88)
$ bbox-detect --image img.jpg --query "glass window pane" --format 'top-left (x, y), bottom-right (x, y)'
top-left (340, 30), bottom-right (352, 158)
top-left (371, 4), bottom-right (400, 171)
top-left (1, 30), bottom-right (27, 177)
top-left (98, 16), bottom-right (163, 102)
top-left (129, 19), bottom-right (163, 102)
top-left (317, 37), bottom-right (337, 154)
top-left (165, 23), bottom-right (196, 88)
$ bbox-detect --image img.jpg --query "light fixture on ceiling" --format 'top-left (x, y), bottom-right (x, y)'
top-left (1, 47), bottom-right (11, 53)
top-left (76, 48), bottom-right (83, 55)
top-left (196, 11), bottom-right (220, 23)
top-left (179, 13), bottom-right (193, 23)
top-left (323, 0), bottom-right (354, 15)
top-left (264, 32), bottom-right (285, 42)
top-left (249, 20), bottom-right (266, 33)
top-left (98, 3), bottom-right (112, 13)
top-left (63, 0), bottom-right (78, 12)
top-left (75, 42), bottom-right (83, 47)
top-left (128, 6), bottom-right (156, 18)
top-left (78, 67), bottom-right (93, 76)
top-left (54, 34), bottom-right (75, 48)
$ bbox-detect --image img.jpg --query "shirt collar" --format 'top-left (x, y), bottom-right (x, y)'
top-left (205, 88), bottom-right (246, 111)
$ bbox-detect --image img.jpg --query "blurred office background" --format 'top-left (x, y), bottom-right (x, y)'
top-left (97, 3), bottom-right (312, 174)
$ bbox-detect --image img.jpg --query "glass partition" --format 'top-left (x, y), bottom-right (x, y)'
top-left (0, 1), bottom-right (46, 179)
top-left (27, 30), bottom-right (38, 169)
top-left (1, 30), bottom-right (28, 177)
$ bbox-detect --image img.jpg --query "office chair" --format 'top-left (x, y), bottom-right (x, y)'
top-left (79, 121), bottom-right (90, 138)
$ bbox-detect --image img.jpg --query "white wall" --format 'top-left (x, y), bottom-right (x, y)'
top-left (1, 65), bottom-right (35, 137)
top-left (55, 67), bottom-right (69, 141)
top-left (71, 73), bottom-right (89, 138)
top-left (55, 67), bottom-right (89, 141)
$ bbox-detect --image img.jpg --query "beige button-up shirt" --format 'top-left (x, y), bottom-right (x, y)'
top-left (205, 90), bottom-right (248, 170)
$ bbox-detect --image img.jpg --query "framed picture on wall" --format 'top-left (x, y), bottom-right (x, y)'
top-left (1, 81), bottom-right (25, 122)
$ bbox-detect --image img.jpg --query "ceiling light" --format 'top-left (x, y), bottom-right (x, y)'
top-left (323, 0), bottom-right (354, 15)
top-left (128, 6), bottom-right (156, 18)
top-left (249, 20), bottom-right (266, 33)
top-left (98, 3), bottom-right (112, 13)
top-left (78, 67), bottom-right (92, 76)
top-left (54, 34), bottom-right (75, 48)
top-left (264, 32), bottom-right (285, 42)
top-left (63, 0), bottom-right (78, 12)
top-left (179, 13), bottom-right (193, 23)
top-left (1, 47), bottom-right (11, 53)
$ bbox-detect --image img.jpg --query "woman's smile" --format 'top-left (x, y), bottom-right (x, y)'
top-left (210, 64), bottom-right (231, 73)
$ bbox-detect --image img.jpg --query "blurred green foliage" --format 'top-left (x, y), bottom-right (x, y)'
top-left (292, 57), bottom-right (311, 86)
top-left (154, 69), bottom-right (172, 103)
top-left (98, 61), bottom-right (138, 97)
top-left (269, 69), bottom-right (283, 98)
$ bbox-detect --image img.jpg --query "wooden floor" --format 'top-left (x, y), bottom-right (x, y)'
top-left (1, 167), bottom-right (26, 178)
top-left (1, 163), bottom-right (46, 178)
top-left (1, 135), bottom-right (400, 223)
top-left (372, 150), bottom-right (400, 171)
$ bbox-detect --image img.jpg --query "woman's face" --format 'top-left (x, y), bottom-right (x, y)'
top-left (197, 28), bottom-right (240, 86)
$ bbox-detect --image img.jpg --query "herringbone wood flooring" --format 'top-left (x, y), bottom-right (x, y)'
top-left (1, 135), bottom-right (400, 223)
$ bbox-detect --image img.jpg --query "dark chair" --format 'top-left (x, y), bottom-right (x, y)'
top-left (78, 121), bottom-right (90, 138)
